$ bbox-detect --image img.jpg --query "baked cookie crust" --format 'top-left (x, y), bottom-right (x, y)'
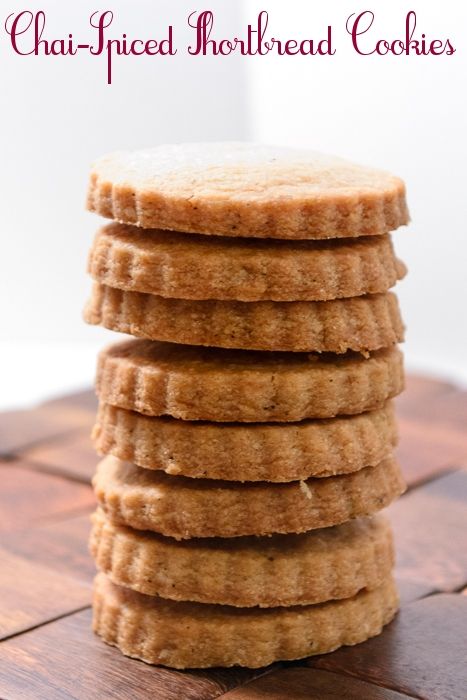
top-left (93, 401), bottom-right (398, 481)
top-left (90, 509), bottom-right (394, 607)
top-left (85, 284), bottom-right (404, 353)
top-left (92, 456), bottom-right (405, 539)
top-left (93, 572), bottom-right (399, 668)
top-left (87, 143), bottom-right (409, 239)
top-left (95, 339), bottom-right (405, 422)
top-left (88, 223), bottom-right (406, 302)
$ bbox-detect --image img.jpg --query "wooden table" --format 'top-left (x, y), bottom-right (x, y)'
top-left (0, 376), bottom-right (466, 699)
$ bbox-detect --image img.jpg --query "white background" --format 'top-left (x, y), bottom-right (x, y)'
top-left (1, 0), bottom-right (466, 408)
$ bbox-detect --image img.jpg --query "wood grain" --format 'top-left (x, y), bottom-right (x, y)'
top-left (1, 514), bottom-right (94, 585)
top-left (309, 594), bottom-right (467, 700)
top-left (0, 461), bottom-right (95, 532)
top-left (21, 429), bottom-right (97, 483)
top-left (395, 374), bottom-right (456, 418)
top-left (0, 403), bottom-right (93, 457)
top-left (397, 382), bottom-right (467, 433)
top-left (395, 577), bottom-right (436, 606)
top-left (397, 416), bottom-right (467, 487)
top-left (221, 667), bottom-right (416, 699)
top-left (0, 609), bottom-right (273, 700)
top-left (391, 469), bottom-right (467, 591)
top-left (0, 548), bottom-right (90, 639)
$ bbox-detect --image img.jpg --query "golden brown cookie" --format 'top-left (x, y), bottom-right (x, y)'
top-left (93, 401), bottom-right (398, 482)
top-left (87, 143), bottom-right (409, 240)
top-left (88, 223), bottom-right (406, 302)
top-left (93, 456), bottom-right (405, 539)
top-left (90, 509), bottom-right (394, 607)
top-left (85, 283), bottom-right (404, 353)
top-left (96, 340), bottom-right (404, 422)
top-left (93, 572), bottom-right (399, 668)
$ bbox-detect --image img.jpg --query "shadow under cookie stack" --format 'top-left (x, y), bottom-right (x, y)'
top-left (84, 143), bottom-right (409, 669)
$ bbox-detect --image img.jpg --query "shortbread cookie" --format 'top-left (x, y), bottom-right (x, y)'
top-left (93, 456), bottom-right (405, 539)
top-left (87, 143), bottom-right (409, 239)
top-left (85, 284), bottom-right (404, 353)
top-left (90, 509), bottom-right (394, 607)
top-left (93, 572), bottom-right (399, 668)
top-left (96, 340), bottom-right (404, 422)
top-left (93, 401), bottom-right (398, 482)
top-left (89, 224), bottom-right (406, 302)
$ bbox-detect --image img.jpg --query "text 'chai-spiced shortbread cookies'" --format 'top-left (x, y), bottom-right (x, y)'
top-left (84, 142), bottom-right (409, 669)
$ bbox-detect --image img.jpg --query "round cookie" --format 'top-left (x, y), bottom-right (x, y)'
top-left (92, 456), bottom-right (405, 539)
top-left (93, 572), bottom-right (399, 668)
top-left (85, 284), bottom-right (404, 353)
top-left (90, 508), bottom-right (394, 607)
top-left (87, 143), bottom-right (409, 239)
top-left (96, 339), bottom-right (405, 422)
top-left (88, 223), bottom-right (407, 302)
top-left (93, 401), bottom-right (398, 482)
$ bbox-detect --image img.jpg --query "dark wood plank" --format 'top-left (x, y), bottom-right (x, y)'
top-left (0, 404), bottom-right (94, 456)
top-left (1, 514), bottom-right (94, 585)
top-left (221, 667), bottom-right (416, 699)
top-left (437, 389), bottom-right (467, 430)
top-left (21, 429), bottom-right (97, 483)
top-left (397, 383), bottom-right (467, 432)
top-left (395, 374), bottom-right (457, 419)
top-left (397, 416), bottom-right (467, 487)
top-left (0, 461), bottom-right (95, 532)
top-left (0, 609), bottom-right (273, 700)
top-left (390, 469), bottom-right (467, 591)
top-left (395, 577), bottom-right (436, 607)
top-left (309, 594), bottom-right (467, 700)
top-left (0, 548), bottom-right (90, 639)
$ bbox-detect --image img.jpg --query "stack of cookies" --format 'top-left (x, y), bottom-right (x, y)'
top-left (84, 143), bottom-right (409, 668)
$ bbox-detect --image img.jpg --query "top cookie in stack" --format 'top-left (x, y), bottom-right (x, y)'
top-left (86, 144), bottom-right (408, 353)
top-left (85, 142), bottom-right (408, 669)
top-left (87, 142), bottom-right (408, 238)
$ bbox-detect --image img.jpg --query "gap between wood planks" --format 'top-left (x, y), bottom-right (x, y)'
top-left (0, 605), bottom-right (91, 644)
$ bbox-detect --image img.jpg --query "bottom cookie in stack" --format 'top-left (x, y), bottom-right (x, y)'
top-left (90, 510), bottom-right (398, 668)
